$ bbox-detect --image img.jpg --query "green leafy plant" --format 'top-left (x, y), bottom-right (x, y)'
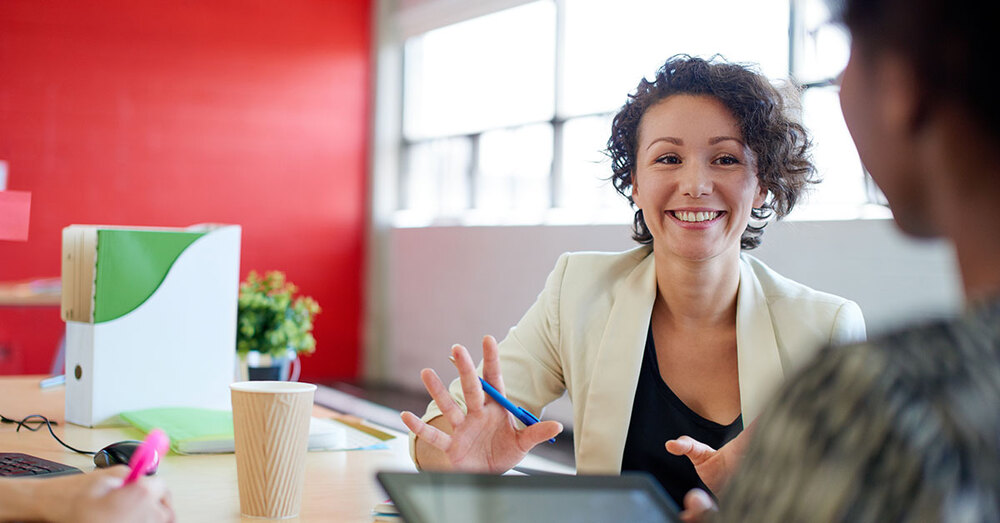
top-left (236, 271), bottom-right (321, 358)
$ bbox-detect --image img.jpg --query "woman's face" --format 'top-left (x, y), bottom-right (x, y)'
top-left (631, 94), bottom-right (766, 262)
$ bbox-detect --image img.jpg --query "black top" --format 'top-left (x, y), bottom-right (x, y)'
top-left (620, 325), bottom-right (743, 507)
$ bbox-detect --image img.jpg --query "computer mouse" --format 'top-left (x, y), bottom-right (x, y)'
top-left (93, 440), bottom-right (158, 475)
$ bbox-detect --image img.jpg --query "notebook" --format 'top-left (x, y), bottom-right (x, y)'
top-left (376, 471), bottom-right (681, 523)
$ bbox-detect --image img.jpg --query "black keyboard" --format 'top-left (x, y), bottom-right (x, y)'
top-left (0, 452), bottom-right (82, 477)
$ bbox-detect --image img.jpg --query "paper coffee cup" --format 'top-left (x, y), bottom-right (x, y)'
top-left (231, 381), bottom-right (317, 519)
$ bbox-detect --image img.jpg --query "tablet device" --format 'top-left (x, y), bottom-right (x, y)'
top-left (376, 471), bottom-right (681, 523)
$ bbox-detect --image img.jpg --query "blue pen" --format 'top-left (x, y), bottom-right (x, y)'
top-left (479, 377), bottom-right (556, 443)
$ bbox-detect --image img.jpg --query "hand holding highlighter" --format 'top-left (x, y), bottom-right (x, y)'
top-left (123, 428), bottom-right (169, 485)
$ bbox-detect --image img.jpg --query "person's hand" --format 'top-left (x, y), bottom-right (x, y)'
top-left (400, 335), bottom-right (563, 473)
top-left (665, 421), bottom-right (754, 494)
top-left (679, 488), bottom-right (717, 522)
top-left (37, 465), bottom-right (174, 523)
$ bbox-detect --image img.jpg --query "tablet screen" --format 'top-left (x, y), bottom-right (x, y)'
top-left (377, 471), bottom-right (680, 523)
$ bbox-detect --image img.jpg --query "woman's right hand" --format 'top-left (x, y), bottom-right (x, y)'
top-left (400, 335), bottom-right (563, 473)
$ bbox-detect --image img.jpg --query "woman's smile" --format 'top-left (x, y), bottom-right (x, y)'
top-left (668, 209), bottom-right (727, 229)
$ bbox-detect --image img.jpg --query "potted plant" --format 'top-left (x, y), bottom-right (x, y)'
top-left (236, 270), bottom-right (321, 381)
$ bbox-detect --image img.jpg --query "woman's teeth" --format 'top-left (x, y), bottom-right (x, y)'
top-left (673, 211), bottom-right (721, 223)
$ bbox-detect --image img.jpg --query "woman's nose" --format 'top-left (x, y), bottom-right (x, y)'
top-left (680, 163), bottom-right (712, 198)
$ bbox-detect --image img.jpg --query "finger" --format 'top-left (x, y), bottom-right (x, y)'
top-left (93, 464), bottom-right (129, 478)
top-left (679, 488), bottom-right (717, 523)
top-left (452, 344), bottom-right (485, 412)
top-left (138, 482), bottom-right (174, 523)
top-left (156, 502), bottom-right (176, 523)
top-left (142, 477), bottom-right (171, 504)
top-left (515, 420), bottom-right (563, 451)
top-left (480, 335), bottom-right (506, 395)
top-left (401, 411), bottom-right (452, 451)
top-left (665, 436), bottom-right (717, 466)
top-left (421, 368), bottom-right (465, 429)
top-left (92, 464), bottom-right (129, 488)
top-left (161, 484), bottom-right (174, 509)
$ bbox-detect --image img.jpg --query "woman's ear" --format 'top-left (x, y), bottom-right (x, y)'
top-left (630, 171), bottom-right (639, 200)
top-left (753, 180), bottom-right (767, 208)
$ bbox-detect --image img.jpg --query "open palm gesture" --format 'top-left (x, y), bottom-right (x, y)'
top-left (401, 336), bottom-right (563, 473)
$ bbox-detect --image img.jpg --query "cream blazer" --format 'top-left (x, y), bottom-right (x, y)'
top-left (414, 245), bottom-right (866, 474)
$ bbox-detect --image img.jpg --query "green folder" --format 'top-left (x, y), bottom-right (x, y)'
top-left (120, 406), bottom-right (394, 454)
top-left (120, 407), bottom-right (235, 454)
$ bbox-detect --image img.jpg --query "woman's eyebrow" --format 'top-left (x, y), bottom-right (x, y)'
top-left (709, 136), bottom-right (745, 146)
top-left (645, 137), bottom-right (683, 150)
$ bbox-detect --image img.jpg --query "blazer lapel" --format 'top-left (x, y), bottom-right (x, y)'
top-left (735, 254), bottom-right (784, 425)
top-left (576, 249), bottom-right (657, 474)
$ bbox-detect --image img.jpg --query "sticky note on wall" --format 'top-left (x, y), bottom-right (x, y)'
top-left (0, 191), bottom-right (31, 241)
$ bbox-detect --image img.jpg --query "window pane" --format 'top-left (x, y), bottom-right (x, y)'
top-left (393, 0), bottom-right (876, 226)
top-left (799, 86), bottom-right (868, 208)
top-left (401, 137), bottom-right (473, 217)
top-left (558, 115), bottom-right (632, 221)
top-left (403, 2), bottom-right (556, 140)
top-left (561, 0), bottom-right (790, 117)
top-left (794, 0), bottom-right (850, 84)
top-left (475, 123), bottom-right (553, 218)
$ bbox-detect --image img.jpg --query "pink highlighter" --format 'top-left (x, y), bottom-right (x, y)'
top-left (122, 428), bottom-right (169, 486)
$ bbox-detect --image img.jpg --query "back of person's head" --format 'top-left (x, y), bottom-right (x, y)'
top-left (836, 0), bottom-right (1000, 139)
top-left (717, 302), bottom-right (1000, 522)
top-left (607, 54), bottom-right (815, 250)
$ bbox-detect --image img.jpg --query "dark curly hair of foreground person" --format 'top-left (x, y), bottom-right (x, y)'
top-left (719, 299), bottom-right (1000, 522)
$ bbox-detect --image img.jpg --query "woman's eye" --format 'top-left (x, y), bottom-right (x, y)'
top-left (715, 155), bottom-right (740, 166)
top-left (656, 154), bottom-right (681, 165)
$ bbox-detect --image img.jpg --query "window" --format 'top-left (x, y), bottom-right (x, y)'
top-left (790, 0), bottom-right (889, 219)
top-left (395, 0), bottom-right (883, 227)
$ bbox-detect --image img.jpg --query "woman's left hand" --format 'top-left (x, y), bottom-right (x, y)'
top-left (665, 420), bottom-right (755, 494)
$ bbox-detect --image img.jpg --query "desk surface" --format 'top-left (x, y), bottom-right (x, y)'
top-left (0, 376), bottom-right (417, 522)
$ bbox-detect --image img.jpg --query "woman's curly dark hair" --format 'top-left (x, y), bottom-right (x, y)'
top-left (607, 54), bottom-right (816, 250)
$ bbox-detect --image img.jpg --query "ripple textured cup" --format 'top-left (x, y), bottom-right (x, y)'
top-left (230, 381), bottom-right (316, 519)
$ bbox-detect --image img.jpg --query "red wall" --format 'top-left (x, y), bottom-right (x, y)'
top-left (0, 1), bottom-right (371, 380)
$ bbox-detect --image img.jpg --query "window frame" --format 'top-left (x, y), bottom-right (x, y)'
top-left (386, 0), bottom-right (883, 228)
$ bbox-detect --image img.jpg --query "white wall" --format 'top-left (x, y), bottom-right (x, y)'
top-left (382, 218), bottom-right (962, 425)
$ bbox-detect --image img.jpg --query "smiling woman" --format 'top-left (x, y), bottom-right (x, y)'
top-left (402, 55), bottom-right (867, 509)
top-left (631, 95), bottom-right (767, 263)
top-left (609, 55), bottom-right (815, 251)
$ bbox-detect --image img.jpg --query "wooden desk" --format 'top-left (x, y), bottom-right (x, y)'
top-left (0, 376), bottom-right (416, 522)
